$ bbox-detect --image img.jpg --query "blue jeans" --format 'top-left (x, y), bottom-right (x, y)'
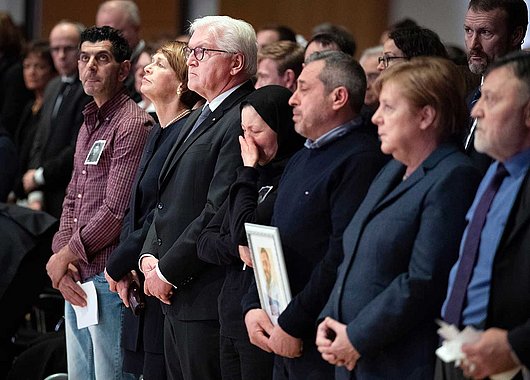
top-left (64, 272), bottom-right (136, 380)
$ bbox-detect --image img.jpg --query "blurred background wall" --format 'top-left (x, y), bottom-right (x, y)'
top-left (0, 0), bottom-right (528, 58)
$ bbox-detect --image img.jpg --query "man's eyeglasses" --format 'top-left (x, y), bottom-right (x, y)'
top-left (378, 55), bottom-right (407, 68)
top-left (184, 46), bottom-right (234, 61)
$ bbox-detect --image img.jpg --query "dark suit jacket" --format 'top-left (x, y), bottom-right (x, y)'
top-left (0, 61), bottom-right (33, 137)
top-left (142, 80), bottom-right (253, 320)
top-left (0, 129), bottom-right (18, 202)
top-left (321, 144), bottom-right (481, 379)
top-left (486, 170), bottom-right (530, 368)
top-left (28, 76), bottom-right (91, 218)
top-left (105, 119), bottom-right (187, 370)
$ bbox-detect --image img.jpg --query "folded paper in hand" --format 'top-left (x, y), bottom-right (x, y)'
top-left (71, 281), bottom-right (99, 329)
top-left (435, 320), bottom-right (521, 380)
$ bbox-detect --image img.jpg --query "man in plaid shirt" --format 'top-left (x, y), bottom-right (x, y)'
top-left (46, 26), bottom-right (151, 379)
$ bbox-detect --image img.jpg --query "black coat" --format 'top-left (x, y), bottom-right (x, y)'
top-left (142, 80), bottom-right (254, 320)
top-left (488, 170), bottom-right (530, 369)
top-left (27, 76), bottom-right (91, 218)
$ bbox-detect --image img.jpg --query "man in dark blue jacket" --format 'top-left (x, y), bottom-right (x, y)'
top-left (243, 51), bottom-right (388, 379)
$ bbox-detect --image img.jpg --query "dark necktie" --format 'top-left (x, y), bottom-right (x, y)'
top-left (185, 105), bottom-right (212, 142)
top-left (51, 81), bottom-right (72, 121)
top-left (444, 163), bottom-right (509, 326)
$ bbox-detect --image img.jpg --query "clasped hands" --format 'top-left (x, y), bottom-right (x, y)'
top-left (139, 256), bottom-right (173, 305)
top-left (244, 308), bottom-right (303, 358)
top-left (458, 328), bottom-right (519, 379)
top-left (316, 317), bottom-right (361, 371)
top-left (46, 245), bottom-right (86, 306)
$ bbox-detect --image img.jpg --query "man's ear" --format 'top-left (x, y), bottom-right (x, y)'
top-left (230, 53), bottom-right (245, 76)
top-left (282, 69), bottom-right (296, 91)
top-left (330, 86), bottom-right (349, 111)
top-left (118, 60), bottom-right (131, 82)
top-left (511, 26), bottom-right (525, 49)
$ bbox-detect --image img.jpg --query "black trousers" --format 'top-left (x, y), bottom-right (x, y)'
top-left (434, 357), bottom-right (525, 380)
top-left (273, 341), bottom-right (334, 380)
top-left (163, 316), bottom-right (221, 380)
top-left (220, 334), bottom-right (273, 380)
top-left (434, 358), bottom-right (468, 380)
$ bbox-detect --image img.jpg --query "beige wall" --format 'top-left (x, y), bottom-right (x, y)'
top-left (39, 1), bottom-right (387, 58)
top-left (41, 0), bottom-right (181, 42)
top-left (220, 0), bottom-right (389, 58)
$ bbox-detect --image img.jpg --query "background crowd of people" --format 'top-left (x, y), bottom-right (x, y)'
top-left (0, 1), bottom-right (530, 380)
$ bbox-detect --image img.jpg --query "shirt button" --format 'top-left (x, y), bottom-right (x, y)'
top-left (304, 191), bottom-right (309, 195)
top-left (157, 238), bottom-right (162, 246)
top-left (73, 218), bottom-right (78, 223)
top-left (157, 202), bottom-right (163, 210)
top-left (82, 170), bottom-right (86, 175)
top-left (77, 193), bottom-right (82, 199)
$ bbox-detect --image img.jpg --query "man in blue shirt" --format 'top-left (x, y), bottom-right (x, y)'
top-left (438, 51), bottom-right (530, 379)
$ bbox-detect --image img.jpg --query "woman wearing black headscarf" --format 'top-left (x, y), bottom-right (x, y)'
top-left (197, 85), bottom-right (304, 380)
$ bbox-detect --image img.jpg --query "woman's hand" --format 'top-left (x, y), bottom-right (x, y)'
top-left (239, 135), bottom-right (259, 167)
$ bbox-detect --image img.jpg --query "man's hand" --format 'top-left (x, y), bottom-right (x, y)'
top-left (104, 268), bottom-right (136, 307)
top-left (116, 271), bottom-right (140, 307)
top-left (104, 268), bottom-right (119, 292)
top-left (239, 245), bottom-right (253, 268)
top-left (140, 256), bottom-right (158, 274)
top-left (239, 135), bottom-right (259, 167)
top-left (244, 308), bottom-right (274, 352)
top-left (144, 268), bottom-right (173, 305)
top-left (28, 199), bottom-right (43, 211)
top-left (316, 317), bottom-right (360, 371)
top-left (46, 245), bottom-right (79, 288)
top-left (22, 169), bottom-right (37, 193)
top-left (461, 328), bottom-right (519, 379)
top-left (58, 265), bottom-right (86, 307)
top-left (269, 323), bottom-right (303, 358)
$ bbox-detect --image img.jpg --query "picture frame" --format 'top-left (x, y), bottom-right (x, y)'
top-left (244, 223), bottom-right (292, 325)
top-left (84, 140), bottom-right (106, 165)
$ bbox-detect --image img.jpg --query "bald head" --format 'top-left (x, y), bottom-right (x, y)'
top-left (96, 0), bottom-right (140, 49)
top-left (49, 22), bottom-right (81, 76)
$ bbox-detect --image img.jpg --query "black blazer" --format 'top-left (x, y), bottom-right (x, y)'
top-left (105, 118), bottom-right (187, 361)
top-left (487, 170), bottom-right (530, 368)
top-left (142, 80), bottom-right (254, 320)
top-left (28, 76), bottom-right (91, 218)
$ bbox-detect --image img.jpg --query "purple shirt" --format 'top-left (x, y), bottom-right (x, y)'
top-left (52, 88), bottom-right (152, 280)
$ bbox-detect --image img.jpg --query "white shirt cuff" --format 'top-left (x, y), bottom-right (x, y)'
top-left (138, 253), bottom-right (156, 273)
top-left (34, 167), bottom-right (45, 185)
top-left (27, 191), bottom-right (44, 203)
top-left (155, 263), bottom-right (176, 288)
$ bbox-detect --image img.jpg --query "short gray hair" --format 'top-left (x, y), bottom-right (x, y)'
top-left (306, 50), bottom-right (366, 113)
top-left (98, 0), bottom-right (141, 27)
top-left (360, 45), bottom-right (383, 61)
top-left (189, 15), bottom-right (257, 77)
top-left (55, 20), bottom-right (86, 36)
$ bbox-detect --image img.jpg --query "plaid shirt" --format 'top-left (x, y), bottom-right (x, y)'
top-left (52, 88), bottom-right (152, 280)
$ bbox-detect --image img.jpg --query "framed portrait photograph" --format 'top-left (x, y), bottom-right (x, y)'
top-left (84, 140), bottom-right (106, 165)
top-left (244, 223), bottom-right (292, 325)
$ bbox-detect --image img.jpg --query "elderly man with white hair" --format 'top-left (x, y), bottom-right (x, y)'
top-left (139, 15), bottom-right (256, 379)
